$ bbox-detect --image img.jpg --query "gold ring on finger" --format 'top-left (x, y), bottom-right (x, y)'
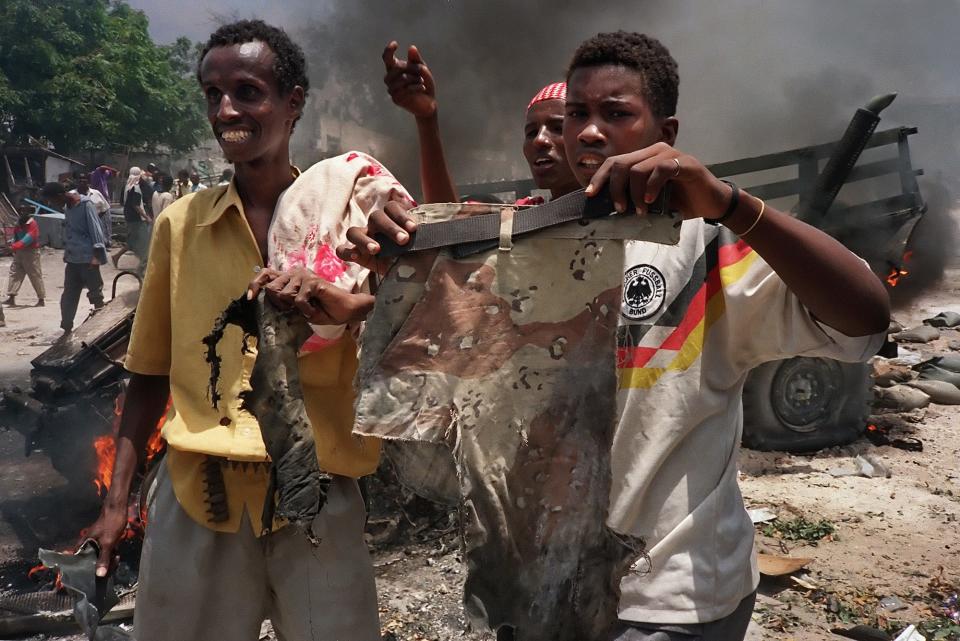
top-left (672, 157), bottom-right (681, 178)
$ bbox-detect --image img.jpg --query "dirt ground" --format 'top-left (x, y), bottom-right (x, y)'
top-left (0, 246), bottom-right (140, 382)
top-left (0, 250), bottom-right (958, 641)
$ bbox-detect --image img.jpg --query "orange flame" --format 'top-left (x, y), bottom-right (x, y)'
top-left (886, 251), bottom-right (914, 288)
top-left (93, 434), bottom-right (117, 496)
top-left (92, 393), bottom-right (170, 496)
top-left (27, 563), bottom-right (64, 591)
top-left (146, 400), bottom-right (171, 463)
top-left (886, 265), bottom-right (910, 287)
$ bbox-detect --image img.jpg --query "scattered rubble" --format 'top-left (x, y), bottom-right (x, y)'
top-left (892, 326), bottom-right (941, 344)
top-left (827, 454), bottom-right (891, 479)
top-left (874, 385), bottom-right (931, 411)
top-left (871, 360), bottom-right (916, 387)
top-left (757, 552), bottom-right (811, 577)
top-left (748, 507), bottom-right (778, 524)
top-left (906, 380), bottom-right (960, 405)
top-left (879, 596), bottom-right (909, 613)
top-left (923, 312), bottom-right (960, 329)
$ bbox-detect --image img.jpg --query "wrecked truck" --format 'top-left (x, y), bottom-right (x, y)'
top-left (459, 93), bottom-right (927, 452)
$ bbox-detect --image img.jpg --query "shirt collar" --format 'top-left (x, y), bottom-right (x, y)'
top-left (195, 166), bottom-right (301, 227)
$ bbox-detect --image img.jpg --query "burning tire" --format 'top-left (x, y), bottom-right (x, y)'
top-left (741, 357), bottom-right (872, 452)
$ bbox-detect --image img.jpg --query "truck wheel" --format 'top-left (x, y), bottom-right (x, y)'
top-left (741, 357), bottom-right (871, 452)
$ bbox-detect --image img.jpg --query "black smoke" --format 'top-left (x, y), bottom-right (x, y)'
top-left (280, 1), bottom-right (960, 294)
top-left (282, 1), bottom-right (957, 183)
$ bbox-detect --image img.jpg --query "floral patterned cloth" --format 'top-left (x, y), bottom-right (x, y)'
top-left (514, 195), bottom-right (545, 207)
top-left (268, 151), bottom-right (415, 352)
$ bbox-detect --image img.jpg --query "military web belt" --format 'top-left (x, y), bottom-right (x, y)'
top-left (374, 186), bottom-right (665, 258)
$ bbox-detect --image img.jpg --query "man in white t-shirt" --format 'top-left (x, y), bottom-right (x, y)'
top-left (151, 174), bottom-right (176, 216)
top-left (558, 31), bottom-right (889, 640)
top-left (189, 170), bottom-right (208, 193)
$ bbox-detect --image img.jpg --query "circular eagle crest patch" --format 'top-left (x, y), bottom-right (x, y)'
top-left (622, 264), bottom-right (666, 320)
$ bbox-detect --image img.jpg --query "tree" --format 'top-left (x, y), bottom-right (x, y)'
top-left (0, 0), bottom-right (206, 154)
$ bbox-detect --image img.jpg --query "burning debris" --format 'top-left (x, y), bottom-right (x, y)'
top-left (37, 542), bottom-right (133, 640)
top-left (886, 251), bottom-right (913, 288)
top-left (93, 392), bottom-right (168, 499)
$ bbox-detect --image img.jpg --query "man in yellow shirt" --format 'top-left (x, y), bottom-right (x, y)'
top-left (84, 19), bottom-right (412, 641)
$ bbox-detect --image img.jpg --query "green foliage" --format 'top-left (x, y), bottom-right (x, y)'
top-left (761, 516), bottom-right (836, 543)
top-left (919, 617), bottom-right (960, 640)
top-left (0, 0), bottom-right (206, 153)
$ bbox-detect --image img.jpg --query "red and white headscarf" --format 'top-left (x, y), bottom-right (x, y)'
top-left (526, 82), bottom-right (566, 110)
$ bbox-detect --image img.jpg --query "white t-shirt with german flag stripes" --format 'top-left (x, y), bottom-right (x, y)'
top-left (610, 219), bottom-right (883, 625)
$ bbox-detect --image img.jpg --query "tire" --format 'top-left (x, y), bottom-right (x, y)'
top-left (741, 357), bottom-right (872, 452)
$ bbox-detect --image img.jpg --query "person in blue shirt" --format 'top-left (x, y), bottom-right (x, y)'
top-left (40, 182), bottom-right (108, 333)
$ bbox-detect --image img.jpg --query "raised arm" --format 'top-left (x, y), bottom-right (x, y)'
top-left (383, 41), bottom-right (457, 203)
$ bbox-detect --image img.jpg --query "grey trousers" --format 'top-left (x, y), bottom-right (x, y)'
top-left (608, 591), bottom-right (757, 641)
top-left (60, 263), bottom-right (103, 331)
top-left (134, 463), bottom-right (381, 641)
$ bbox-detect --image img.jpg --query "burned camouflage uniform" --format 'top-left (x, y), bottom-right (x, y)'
top-left (354, 201), bottom-right (680, 641)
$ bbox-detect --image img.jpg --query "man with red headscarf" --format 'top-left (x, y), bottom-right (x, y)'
top-left (516, 80), bottom-right (581, 204)
top-left (382, 42), bottom-right (579, 204)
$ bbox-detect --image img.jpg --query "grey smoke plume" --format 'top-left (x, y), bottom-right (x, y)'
top-left (285, 0), bottom-right (959, 190)
top-left (280, 0), bottom-right (960, 293)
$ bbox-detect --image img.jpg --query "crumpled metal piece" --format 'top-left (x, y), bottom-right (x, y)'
top-left (354, 202), bottom-right (678, 640)
top-left (37, 541), bottom-right (133, 640)
top-left (205, 294), bottom-right (331, 538)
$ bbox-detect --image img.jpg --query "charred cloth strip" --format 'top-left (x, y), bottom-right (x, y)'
top-left (202, 456), bottom-right (229, 524)
top-left (203, 294), bottom-right (330, 539)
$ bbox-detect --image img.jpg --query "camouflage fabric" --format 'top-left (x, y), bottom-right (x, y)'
top-left (355, 202), bottom-right (680, 640)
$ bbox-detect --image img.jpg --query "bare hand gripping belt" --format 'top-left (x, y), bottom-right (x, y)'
top-left (355, 195), bottom-right (681, 640)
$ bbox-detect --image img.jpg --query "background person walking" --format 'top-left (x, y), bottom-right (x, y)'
top-left (3, 205), bottom-right (46, 307)
top-left (113, 167), bottom-right (153, 271)
top-left (41, 182), bottom-right (107, 333)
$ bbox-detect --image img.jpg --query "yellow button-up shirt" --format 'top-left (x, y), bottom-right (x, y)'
top-left (125, 179), bottom-right (380, 534)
